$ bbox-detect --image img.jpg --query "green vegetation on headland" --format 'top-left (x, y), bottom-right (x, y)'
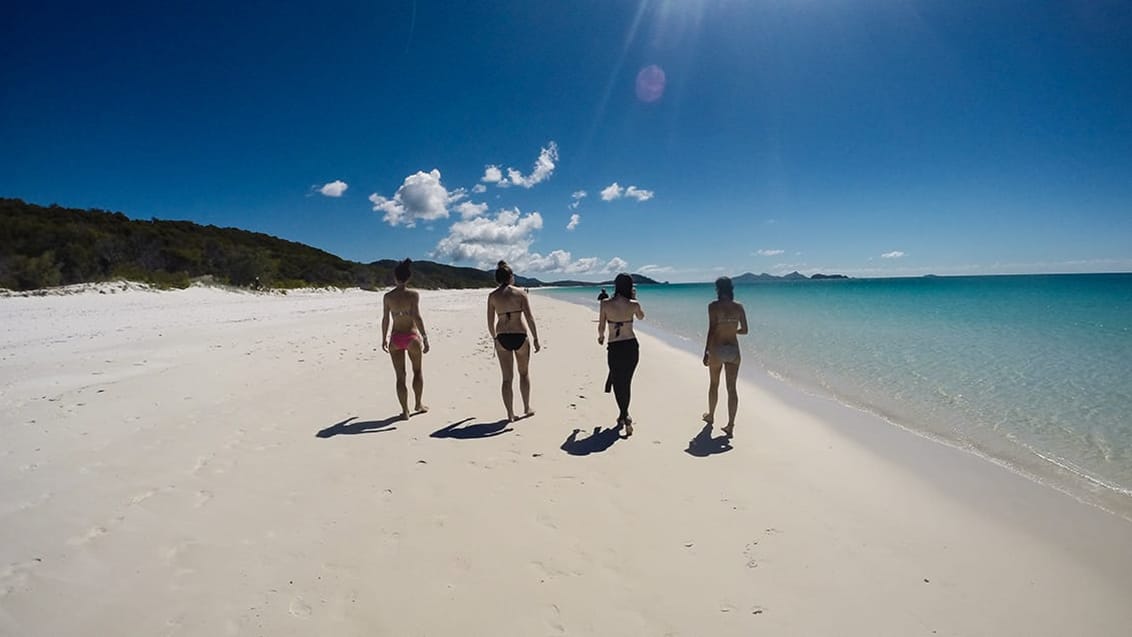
top-left (0, 199), bottom-right (664, 291)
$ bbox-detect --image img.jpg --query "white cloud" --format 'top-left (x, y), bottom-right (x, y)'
top-left (601, 182), bottom-right (653, 202)
top-left (480, 142), bottom-right (559, 190)
top-left (570, 190), bottom-right (587, 209)
top-left (472, 184), bottom-right (487, 194)
top-left (455, 201), bottom-right (489, 219)
top-left (567, 213), bottom-right (580, 231)
top-left (318, 180), bottom-right (348, 197)
top-left (605, 257), bottom-right (629, 272)
top-left (431, 207), bottom-right (626, 275)
top-left (624, 186), bottom-right (654, 201)
top-left (481, 165), bottom-right (504, 184)
top-left (600, 182), bottom-right (624, 201)
top-left (432, 208), bottom-right (544, 266)
top-left (369, 169), bottom-right (464, 227)
top-left (756, 249), bottom-right (785, 256)
top-left (637, 264), bottom-right (674, 275)
top-left (506, 141), bottom-right (559, 188)
top-left (881, 251), bottom-right (906, 259)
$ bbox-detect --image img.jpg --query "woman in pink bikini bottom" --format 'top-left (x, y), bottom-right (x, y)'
top-left (382, 259), bottom-right (430, 419)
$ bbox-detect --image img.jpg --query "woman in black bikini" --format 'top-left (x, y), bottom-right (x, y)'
top-left (598, 273), bottom-right (645, 435)
top-left (487, 261), bottom-right (541, 422)
top-left (381, 258), bottom-right (430, 420)
top-left (702, 276), bottom-right (748, 437)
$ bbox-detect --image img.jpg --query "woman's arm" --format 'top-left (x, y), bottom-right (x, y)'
top-left (597, 300), bottom-right (607, 344)
top-left (412, 292), bottom-right (430, 353)
top-left (634, 300), bottom-right (645, 320)
top-left (381, 296), bottom-right (391, 352)
top-left (521, 292), bottom-right (540, 352)
top-left (737, 304), bottom-right (749, 335)
top-left (486, 295), bottom-right (497, 339)
top-left (703, 304), bottom-right (714, 365)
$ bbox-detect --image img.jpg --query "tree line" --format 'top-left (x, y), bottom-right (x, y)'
top-left (0, 198), bottom-right (501, 291)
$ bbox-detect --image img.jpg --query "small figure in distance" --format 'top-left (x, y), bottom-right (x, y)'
top-left (597, 288), bottom-right (609, 301)
top-left (488, 261), bottom-right (541, 422)
top-left (598, 274), bottom-right (645, 436)
top-left (702, 276), bottom-right (748, 438)
top-left (381, 258), bottom-right (430, 420)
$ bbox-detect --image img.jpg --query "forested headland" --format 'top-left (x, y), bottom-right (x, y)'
top-left (0, 199), bottom-right (508, 291)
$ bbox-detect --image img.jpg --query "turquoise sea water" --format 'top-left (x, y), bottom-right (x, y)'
top-left (542, 274), bottom-right (1132, 517)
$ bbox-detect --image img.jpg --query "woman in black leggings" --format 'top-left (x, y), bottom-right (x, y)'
top-left (597, 273), bottom-right (645, 435)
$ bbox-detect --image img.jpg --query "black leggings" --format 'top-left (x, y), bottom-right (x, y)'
top-left (605, 338), bottom-right (639, 420)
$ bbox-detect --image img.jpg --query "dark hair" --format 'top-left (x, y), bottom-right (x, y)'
top-left (613, 273), bottom-right (634, 299)
top-left (495, 260), bottom-right (513, 285)
top-left (393, 258), bottom-right (412, 283)
top-left (715, 276), bottom-right (734, 301)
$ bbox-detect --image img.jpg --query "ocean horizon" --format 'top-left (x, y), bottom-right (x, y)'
top-left (541, 273), bottom-right (1132, 519)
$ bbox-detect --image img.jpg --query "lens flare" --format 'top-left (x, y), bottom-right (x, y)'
top-left (635, 64), bottom-right (666, 103)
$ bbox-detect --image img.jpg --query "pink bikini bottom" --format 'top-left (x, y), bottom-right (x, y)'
top-left (390, 331), bottom-right (420, 351)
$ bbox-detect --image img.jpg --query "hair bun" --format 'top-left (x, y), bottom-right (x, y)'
top-left (497, 260), bottom-right (508, 267)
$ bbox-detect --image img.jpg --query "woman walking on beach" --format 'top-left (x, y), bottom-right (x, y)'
top-left (488, 261), bottom-right (541, 422)
top-left (381, 258), bottom-right (430, 420)
top-left (703, 276), bottom-right (748, 437)
top-left (598, 274), bottom-right (645, 436)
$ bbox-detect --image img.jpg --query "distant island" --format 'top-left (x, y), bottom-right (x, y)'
top-left (0, 198), bottom-right (660, 292)
top-left (731, 271), bottom-right (849, 283)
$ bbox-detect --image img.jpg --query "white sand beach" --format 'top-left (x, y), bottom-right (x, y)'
top-left (2, 284), bottom-right (1132, 636)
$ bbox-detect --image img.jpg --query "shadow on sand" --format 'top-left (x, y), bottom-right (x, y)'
top-left (561, 425), bottom-right (624, 456)
top-left (431, 417), bottom-right (513, 439)
top-left (316, 416), bottom-right (400, 438)
top-left (685, 423), bottom-right (733, 457)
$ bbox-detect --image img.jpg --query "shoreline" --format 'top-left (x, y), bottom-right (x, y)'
top-left (538, 287), bottom-right (1132, 524)
top-left (3, 285), bottom-right (1131, 635)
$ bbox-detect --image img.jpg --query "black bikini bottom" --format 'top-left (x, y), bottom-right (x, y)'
top-left (496, 333), bottom-right (527, 351)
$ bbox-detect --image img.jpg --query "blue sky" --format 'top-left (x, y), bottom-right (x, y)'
top-left (2, 1), bottom-right (1130, 281)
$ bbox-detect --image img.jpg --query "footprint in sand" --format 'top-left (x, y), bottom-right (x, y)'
top-left (743, 541), bottom-right (761, 569)
top-left (289, 596), bottom-right (313, 619)
top-left (547, 603), bottom-right (566, 634)
top-left (194, 490), bottom-right (214, 508)
top-left (0, 558), bottom-right (43, 598)
top-left (16, 491), bottom-right (54, 512)
top-left (129, 488), bottom-right (159, 505)
top-left (68, 525), bottom-right (108, 546)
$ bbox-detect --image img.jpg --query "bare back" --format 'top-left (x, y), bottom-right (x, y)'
top-left (599, 296), bottom-right (645, 343)
top-left (707, 299), bottom-right (748, 348)
top-left (384, 287), bottom-right (420, 333)
top-left (488, 285), bottom-right (531, 336)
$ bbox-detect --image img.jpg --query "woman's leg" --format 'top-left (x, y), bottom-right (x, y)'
top-left (514, 340), bottom-right (534, 416)
top-left (390, 348), bottom-right (410, 419)
top-left (722, 360), bottom-right (740, 437)
top-left (495, 341), bottom-right (516, 421)
top-left (608, 340), bottom-right (639, 424)
top-left (704, 360), bottom-right (723, 424)
top-left (407, 340), bottom-right (427, 412)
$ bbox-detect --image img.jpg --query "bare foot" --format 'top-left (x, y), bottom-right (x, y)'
top-left (523, 408), bottom-right (535, 418)
top-left (702, 412), bottom-right (714, 425)
top-left (624, 417), bottom-right (634, 437)
top-left (722, 424), bottom-right (734, 438)
top-left (507, 413), bottom-right (517, 423)
top-left (399, 411), bottom-right (411, 421)
top-left (414, 404), bottom-right (429, 414)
